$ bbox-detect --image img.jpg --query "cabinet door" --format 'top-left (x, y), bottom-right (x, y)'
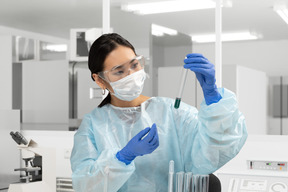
top-left (22, 60), bottom-right (69, 124)
top-left (283, 77), bottom-right (288, 135)
top-left (269, 76), bottom-right (288, 135)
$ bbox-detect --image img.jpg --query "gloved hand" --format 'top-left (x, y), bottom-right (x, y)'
top-left (116, 123), bottom-right (159, 165)
top-left (184, 53), bottom-right (222, 105)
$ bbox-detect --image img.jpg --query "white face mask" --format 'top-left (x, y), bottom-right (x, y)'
top-left (109, 69), bottom-right (146, 101)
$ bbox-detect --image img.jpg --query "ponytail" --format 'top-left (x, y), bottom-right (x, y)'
top-left (98, 93), bottom-right (111, 108)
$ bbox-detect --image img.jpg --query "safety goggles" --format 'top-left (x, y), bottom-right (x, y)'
top-left (98, 55), bottom-right (145, 83)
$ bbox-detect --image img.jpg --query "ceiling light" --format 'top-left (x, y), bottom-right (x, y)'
top-left (274, 3), bottom-right (288, 25)
top-left (44, 44), bottom-right (67, 52)
top-left (121, 0), bottom-right (216, 15)
top-left (152, 24), bottom-right (178, 36)
top-left (191, 31), bottom-right (261, 43)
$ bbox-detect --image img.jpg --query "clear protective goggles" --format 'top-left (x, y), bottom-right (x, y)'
top-left (98, 55), bottom-right (145, 83)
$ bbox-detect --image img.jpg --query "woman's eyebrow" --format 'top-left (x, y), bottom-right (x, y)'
top-left (129, 58), bottom-right (136, 63)
top-left (111, 65), bottom-right (123, 71)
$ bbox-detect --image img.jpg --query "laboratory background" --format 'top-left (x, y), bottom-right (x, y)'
top-left (1, 0), bottom-right (288, 191)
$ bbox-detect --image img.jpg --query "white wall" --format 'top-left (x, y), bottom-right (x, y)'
top-left (0, 35), bottom-right (13, 110)
top-left (136, 47), bottom-right (151, 97)
top-left (158, 66), bottom-right (197, 107)
top-left (193, 40), bottom-right (288, 77)
top-left (238, 66), bottom-right (267, 135)
top-left (222, 65), bottom-right (237, 93)
top-left (0, 110), bottom-right (20, 187)
top-left (164, 46), bottom-right (192, 67)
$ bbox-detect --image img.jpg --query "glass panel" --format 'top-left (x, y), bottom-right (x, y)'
top-left (12, 36), bottom-right (35, 62)
top-left (40, 41), bottom-right (67, 60)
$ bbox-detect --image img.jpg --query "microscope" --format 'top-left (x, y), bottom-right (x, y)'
top-left (10, 132), bottom-right (42, 183)
top-left (8, 131), bottom-right (56, 192)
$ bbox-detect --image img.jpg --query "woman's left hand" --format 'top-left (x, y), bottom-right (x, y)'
top-left (184, 53), bottom-right (222, 105)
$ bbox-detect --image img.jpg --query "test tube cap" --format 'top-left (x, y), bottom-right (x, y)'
top-left (174, 98), bottom-right (181, 109)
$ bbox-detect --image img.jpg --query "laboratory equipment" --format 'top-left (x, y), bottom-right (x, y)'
top-left (173, 173), bottom-right (209, 192)
top-left (175, 172), bottom-right (184, 192)
top-left (248, 160), bottom-right (287, 171)
top-left (199, 175), bottom-right (209, 192)
top-left (190, 174), bottom-right (209, 192)
top-left (174, 68), bottom-right (188, 109)
top-left (10, 131), bottom-right (28, 145)
top-left (8, 135), bottom-right (56, 192)
top-left (217, 135), bottom-right (288, 192)
top-left (219, 173), bottom-right (288, 192)
top-left (168, 160), bottom-right (174, 192)
top-left (183, 172), bottom-right (192, 192)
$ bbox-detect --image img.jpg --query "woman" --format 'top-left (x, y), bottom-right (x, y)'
top-left (70, 33), bottom-right (247, 192)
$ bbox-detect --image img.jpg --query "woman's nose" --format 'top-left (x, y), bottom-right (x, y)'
top-left (127, 69), bottom-right (133, 76)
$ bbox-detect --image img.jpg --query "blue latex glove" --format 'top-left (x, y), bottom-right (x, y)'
top-left (184, 53), bottom-right (222, 105)
top-left (116, 123), bottom-right (159, 165)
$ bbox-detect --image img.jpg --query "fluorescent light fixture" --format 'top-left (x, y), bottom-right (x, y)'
top-left (191, 31), bottom-right (261, 43)
top-left (152, 24), bottom-right (178, 36)
top-left (121, 0), bottom-right (216, 15)
top-left (44, 44), bottom-right (67, 52)
top-left (274, 3), bottom-right (288, 25)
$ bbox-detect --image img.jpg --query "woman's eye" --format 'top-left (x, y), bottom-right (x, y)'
top-left (113, 70), bottom-right (124, 75)
top-left (131, 62), bottom-right (139, 69)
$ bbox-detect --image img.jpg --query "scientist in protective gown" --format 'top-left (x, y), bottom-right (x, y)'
top-left (70, 33), bottom-right (247, 192)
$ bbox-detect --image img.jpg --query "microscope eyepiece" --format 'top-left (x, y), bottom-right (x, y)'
top-left (10, 131), bottom-right (28, 145)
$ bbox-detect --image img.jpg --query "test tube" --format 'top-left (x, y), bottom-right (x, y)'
top-left (191, 174), bottom-right (209, 192)
top-left (168, 160), bottom-right (174, 192)
top-left (174, 68), bottom-right (188, 109)
top-left (199, 175), bottom-right (209, 192)
top-left (104, 166), bottom-right (109, 192)
top-left (183, 172), bottom-right (192, 192)
top-left (175, 172), bottom-right (184, 192)
top-left (191, 174), bottom-right (200, 192)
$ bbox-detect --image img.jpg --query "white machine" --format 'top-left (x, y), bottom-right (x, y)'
top-left (218, 160), bottom-right (288, 192)
top-left (216, 135), bottom-right (288, 192)
top-left (8, 133), bottom-right (56, 192)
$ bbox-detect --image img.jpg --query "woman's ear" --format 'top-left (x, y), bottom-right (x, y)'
top-left (92, 74), bottom-right (106, 89)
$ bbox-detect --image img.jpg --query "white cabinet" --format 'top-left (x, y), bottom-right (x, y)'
top-left (22, 60), bottom-right (69, 124)
top-left (223, 65), bottom-right (268, 135)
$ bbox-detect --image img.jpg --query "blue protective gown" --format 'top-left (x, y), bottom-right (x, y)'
top-left (70, 88), bottom-right (247, 192)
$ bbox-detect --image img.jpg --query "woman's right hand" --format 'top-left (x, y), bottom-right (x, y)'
top-left (116, 123), bottom-right (159, 165)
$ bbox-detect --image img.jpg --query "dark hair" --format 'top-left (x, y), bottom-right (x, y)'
top-left (88, 33), bottom-right (136, 108)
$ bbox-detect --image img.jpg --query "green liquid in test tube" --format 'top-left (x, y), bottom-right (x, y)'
top-left (174, 68), bottom-right (188, 109)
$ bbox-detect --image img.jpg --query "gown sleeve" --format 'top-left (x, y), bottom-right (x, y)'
top-left (70, 114), bottom-right (135, 192)
top-left (173, 88), bottom-right (248, 174)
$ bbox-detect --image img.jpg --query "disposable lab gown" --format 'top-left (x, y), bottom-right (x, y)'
top-left (70, 88), bottom-right (247, 192)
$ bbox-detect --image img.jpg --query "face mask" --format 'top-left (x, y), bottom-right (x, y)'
top-left (109, 69), bottom-right (146, 101)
